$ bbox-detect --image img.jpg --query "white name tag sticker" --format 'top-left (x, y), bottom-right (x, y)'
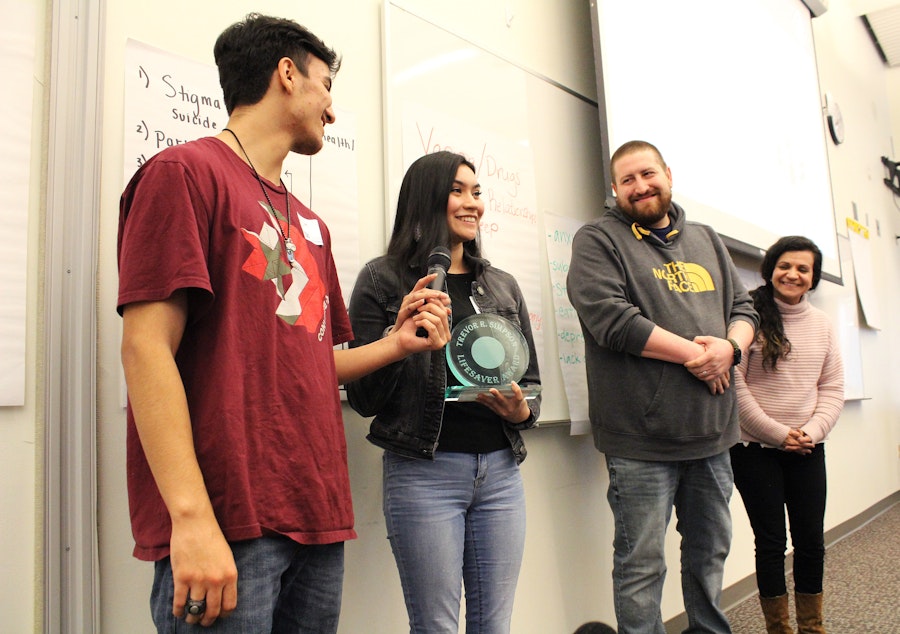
top-left (300, 216), bottom-right (323, 246)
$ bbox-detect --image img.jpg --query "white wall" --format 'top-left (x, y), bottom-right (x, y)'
top-left (8, 0), bottom-right (896, 632)
top-left (0, 1), bottom-right (46, 632)
top-left (807, 0), bottom-right (900, 530)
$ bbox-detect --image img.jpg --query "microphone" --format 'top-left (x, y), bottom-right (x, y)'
top-left (417, 246), bottom-right (452, 337)
top-left (425, 246), bottom-right (451, 291)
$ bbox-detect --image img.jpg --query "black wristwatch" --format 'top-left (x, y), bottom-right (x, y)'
top-left (727, 338), bottom-right (741, 366)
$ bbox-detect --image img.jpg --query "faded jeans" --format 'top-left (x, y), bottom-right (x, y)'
top-left (382, 448), bottom-right (526, 634)
top-left (605, 452), bottom-right (734, 634)
top-left (150, 536), bottom-right (344, 633)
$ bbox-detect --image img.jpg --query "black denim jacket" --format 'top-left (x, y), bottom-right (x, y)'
top-left (346, 254), bottom-right (541, 463)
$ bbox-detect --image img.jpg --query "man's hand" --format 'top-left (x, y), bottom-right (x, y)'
top-left (391, 274), bottom-right (452, 353)
top-left (703, 371), bottom-right (731, 395)
top-left (685, 336), bottom-right (734, 385)
top-left (392, 273), bottom-right (451, 333)
top-left (334, 274), bottom-right (451, 384)
top-left (170, 518), bottom-right (238, 626)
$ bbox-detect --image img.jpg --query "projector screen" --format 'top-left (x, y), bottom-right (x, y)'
top-left (590, 0), bottom-right (841, 281)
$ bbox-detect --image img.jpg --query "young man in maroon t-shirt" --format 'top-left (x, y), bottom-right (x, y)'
top-left (118, 14), bottom-right (451, 632)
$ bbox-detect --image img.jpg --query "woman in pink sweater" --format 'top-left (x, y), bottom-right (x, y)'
top-left (731, 236), bottom-right (844, 634)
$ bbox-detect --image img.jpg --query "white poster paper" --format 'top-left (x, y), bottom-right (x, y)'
top-left (543, 213), bottom-right (590, 434)
top-left (0, 1), bottom-right (35, 405)
top-left (399, 101), bottom-right (544, 366)
top-left (846, 219), bottom-right (881, 330)
top-left (122, 39), bottom-right (359, 305)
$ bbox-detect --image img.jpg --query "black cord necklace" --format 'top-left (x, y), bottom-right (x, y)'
top-left (223, 127), bottom-right (296, 263)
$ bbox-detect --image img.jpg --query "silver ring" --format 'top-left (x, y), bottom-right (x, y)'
top-left (701, 370), bottom-right (707, 376)
top-left (186, 598), bottom-right (207, 616)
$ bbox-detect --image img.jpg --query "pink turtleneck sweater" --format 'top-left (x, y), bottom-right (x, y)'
top-left (734, 295), bottom-right (844, 447)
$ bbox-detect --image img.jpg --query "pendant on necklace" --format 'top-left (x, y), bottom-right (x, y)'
top-left (285, 237), bottom-right (297, 263)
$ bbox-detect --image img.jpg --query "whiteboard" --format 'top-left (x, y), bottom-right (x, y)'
top-left (383, 2), bottom-right (606, 423)
top-left (591, 0), bottom-right (842, 282)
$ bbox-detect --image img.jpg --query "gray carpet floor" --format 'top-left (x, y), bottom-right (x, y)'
top-left (724, 502), bottom-right (900, 633)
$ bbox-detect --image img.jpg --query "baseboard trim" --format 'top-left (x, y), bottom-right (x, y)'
top-left (821, 491), bottom-right (900, 548)
top-left (663, 491), bottom-right (900, 633)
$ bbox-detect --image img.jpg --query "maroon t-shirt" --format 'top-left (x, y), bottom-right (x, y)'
top-left (117, 137), bottom-right (355, 560)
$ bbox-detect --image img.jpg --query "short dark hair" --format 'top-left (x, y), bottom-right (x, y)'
top-left (214, 13), bottom-right (341, 115)
top-left (387, 151), bottom-right (481, 271)
top-left (573, 622), bottom-right (617, 634)
top-left (609, 140), bottom-right (666, 185)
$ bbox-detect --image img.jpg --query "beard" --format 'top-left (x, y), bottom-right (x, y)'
top-left (292, 135), bottom-right (324, 156)
top-left (617, 188), bottom-right (672, 227)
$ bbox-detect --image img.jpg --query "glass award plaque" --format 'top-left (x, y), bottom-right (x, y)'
top-left (444, 314), bottom-right (541, 402)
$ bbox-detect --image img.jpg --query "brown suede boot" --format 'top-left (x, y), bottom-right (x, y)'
top-left (795, 591), bottom-right (826, 633)
top-left (759, 594), bottom-right (794, 634)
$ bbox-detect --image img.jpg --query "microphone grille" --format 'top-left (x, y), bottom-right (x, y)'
top-left (426, 246), bottom-right (452, 269)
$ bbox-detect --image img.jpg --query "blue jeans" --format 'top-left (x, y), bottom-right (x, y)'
top-left (383, 448), bottom-right (526, 634)
top-left (730, 442), bottom-right (827, 596)
top-left (605, 452), bottom-right (734, 634)
top-left (150, 536), bottom-right (344, 633)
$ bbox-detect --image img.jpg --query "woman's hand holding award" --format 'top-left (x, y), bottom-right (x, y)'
top-left (444, 314), bottom-right (541, 402)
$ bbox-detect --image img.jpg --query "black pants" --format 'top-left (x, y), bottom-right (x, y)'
top-left (730, 442), bottom-right (826, 597)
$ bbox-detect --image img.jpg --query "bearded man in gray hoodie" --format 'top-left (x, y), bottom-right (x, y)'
top-left (568, 140), bottom-right (758, 634)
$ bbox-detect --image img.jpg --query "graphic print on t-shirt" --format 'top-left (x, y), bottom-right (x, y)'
top-left (240, 200), bottom-right (328, 332)
top-left (653, 261), bottom-right (716, 294)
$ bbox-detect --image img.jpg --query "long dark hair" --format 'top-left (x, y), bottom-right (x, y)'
top-left (751, 235), bottom-right (823, 370)
top-left (386, 151), bottom-right (482, 273)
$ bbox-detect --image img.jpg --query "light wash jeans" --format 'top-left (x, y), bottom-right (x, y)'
top-left (150, 536), bottom-right (344, 633)
top-left (605, 452), bottom-right (734, 634)
top-left (383, 448), bottom-right (526, 634)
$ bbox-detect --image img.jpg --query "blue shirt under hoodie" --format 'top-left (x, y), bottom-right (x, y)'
top-left (566, 202), bottom-right (758, 461)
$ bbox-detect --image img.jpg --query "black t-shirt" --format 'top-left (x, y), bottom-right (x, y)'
top-left (437, 272), bottom-right (510, 454)
top-left (648, 223), bottom-right (674, 243)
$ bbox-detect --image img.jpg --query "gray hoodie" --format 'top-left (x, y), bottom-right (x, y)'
top-left (567, 202), bottom-right (757, 461)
